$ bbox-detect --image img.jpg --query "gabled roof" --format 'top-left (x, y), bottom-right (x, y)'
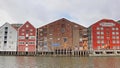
top-left (89, 19), bottom-right (119, 28)
top-left (38, 18), bottom-right (86, 29)
top-left (11, 24), bottom-right (23, 30)
top-left (18, 21), bottom-right (36, 30)
top-left (0, 22), bottom-right (17, 31)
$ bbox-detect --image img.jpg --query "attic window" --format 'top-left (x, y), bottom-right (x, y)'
top-left (26, 24), bottom-right (29, 28)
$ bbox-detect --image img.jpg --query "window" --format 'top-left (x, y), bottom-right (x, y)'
top-left (112, 32), bottom-right (115, 35)
top-left (29, 42), bottom-right (35, 44)
top-left (116, 32), bottom-right (119, 35)
top-left (97, 32), bottom-right (100, 34)
top-left (4, 36), bottom-right (7, 40)
top-left (96, 27), bottom-right (100, 30)
top-left (5, 27), bottom-right (8, 30)
top-left (116, 28), bottom-right (119, 30)
top-left (112, 40), bottom-right (115, 44)
top-left (112, 28), bottom-right (115, 30)
top-left (61, 28), bottom-right (65, 33)
top-left (58, 38), bottom-right (60, 40)
top-left (22, 29), bottom-right (25, 32)
top-left (39, 42), bottom-right (43, 46)
top-left (22, 33), bottom-right (24, 35)
top-left (61, 24), bottom-right (65, 33)
top-left (101, 27), bottom-right (103, 30)
top-left (97, 36), bottom-right (100, 39)
top-left (4, 31), bottom-right (8, 35)
top-left (30, 33), bottom-right (33, 35)
top-left (44, 42), bottom-right (47, 45)
top-left (44, 37), bottom-right (47, 41)
top-left (74, 25), bottom-right (78, 27)
top-left (39, 29), bottom-right (43, 31)
top-left (49, 34), bottom-right (53, 35)
top-left (29, 36), bottom-right (35, 39)
top-left (97, 40), bottom-right (100, 44)
top-left (26, 34), bottom-right (29, 37)
top-left (49, 38), bottom-right (53, 40)
top-left (30, 29), bottom-right (33, 32)
top-left (26, 24), bottom-right (29, 28)
top-left (40, 33), bottom-right (43, 36)
top-left (117, 40), bottom-right (119, 44)
top-left (101, 32), bottom-right (104, 35)
top-left (101, 40), bottom-right (104, 44)
top-left (19, 36), bottom-right (25, 39)
top-left (112, 36), bottom-right (115, 39)
top-left (101, 36), bottom-right (104, 39)
top-left (4, 41), bottom-right (7, 44)
top-left (117, 46), bottom-right (119, 49)
top-left (63, 37), bottom-right (67, 42)
top-left (116, 36), bottom-right (119, 39)
top-left (19, 42), bottom-right (24, 45)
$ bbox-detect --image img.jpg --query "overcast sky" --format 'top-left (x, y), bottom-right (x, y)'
top-left (0, 0), bottom-right (120, 27)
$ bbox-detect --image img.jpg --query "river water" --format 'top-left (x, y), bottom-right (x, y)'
top-left (0, 56), bottom-right (119, 68)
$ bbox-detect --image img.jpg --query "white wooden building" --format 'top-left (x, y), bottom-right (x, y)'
top-left (0, 23), bottom-right (18, 51)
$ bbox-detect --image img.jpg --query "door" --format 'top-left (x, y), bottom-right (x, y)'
top-left (25, 47), bottom-right (28, 51)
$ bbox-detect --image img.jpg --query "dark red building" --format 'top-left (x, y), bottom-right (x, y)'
top-left (18, 21), bottom-right (36, 52)
top-left (88, 19), bottom-right (120, 50)
top-left (37, 18), bottom-right (88, 52)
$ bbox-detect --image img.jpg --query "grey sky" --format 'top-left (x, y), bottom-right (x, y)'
top-left (0, 0), bottom-right (120, 27)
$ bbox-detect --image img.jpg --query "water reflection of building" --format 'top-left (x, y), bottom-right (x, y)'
top-left (37, 18), bottom-right (88, 55)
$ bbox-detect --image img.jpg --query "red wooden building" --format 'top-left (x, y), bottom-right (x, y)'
top-left (88, 19), bottom-right (120, 50)
top-left (18, 21), bottom-right (36, 52)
